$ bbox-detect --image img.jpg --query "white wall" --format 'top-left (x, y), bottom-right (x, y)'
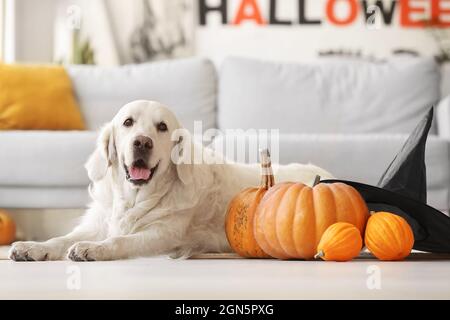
top-left (14, 0), bottom-right (57, 62)
top-left (196, 0), bottom-right (442, 64)
top-left (53, 0), bottom-right (120, 65)
top-left (10, 0), bottom-right (449, 64)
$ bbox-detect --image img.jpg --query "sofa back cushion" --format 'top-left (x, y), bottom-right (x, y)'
top-left (218, 56), bottom-right (440, 134)
top-left (67, 58), bottom-right (217, 132)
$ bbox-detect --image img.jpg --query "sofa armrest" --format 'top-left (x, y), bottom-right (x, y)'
top-left (437, 95), bottom-right (450, 139)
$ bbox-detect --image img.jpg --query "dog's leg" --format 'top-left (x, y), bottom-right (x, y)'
top-left (67, 229), bottom-right (179, 261)
top-left (9, 228), bottom-right (104, 262)
top-left (9, 210), bottom-right (107, 261)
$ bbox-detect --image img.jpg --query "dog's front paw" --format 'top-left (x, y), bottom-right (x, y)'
top-left (67, 241), bottom-right (111, 262)
top-left (169, 247), bottom-right (194, 259)
top-left (9, 241), bottom-right (59, 261)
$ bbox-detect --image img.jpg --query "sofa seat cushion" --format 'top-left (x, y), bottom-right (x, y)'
top-left (0, 130), bottom-right (96, 187)
top-left (68, 58), bottom-right (217, 132)
top-left (218, 56), bottom-right (440, 134)
top-left (212, 133), bottom-right (450, 210)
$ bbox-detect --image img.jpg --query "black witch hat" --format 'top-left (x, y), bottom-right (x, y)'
top-left (322, 107), bottom-right (450, 253)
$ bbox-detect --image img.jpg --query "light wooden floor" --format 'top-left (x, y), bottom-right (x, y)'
top-left (1, 249), bottom-right (450, 299)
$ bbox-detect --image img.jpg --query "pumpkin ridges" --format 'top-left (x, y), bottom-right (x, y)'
top-left (329, 184), bottom-right (360, 250)
top-left (365, 219), bottom-right (392, 260)
top-left (292, 186), bottom-right (305, 258)
top-left (292, 186), bottom-right (316, 259)
top-left (341, 183), bottom-right (370, 234)
top-left (254, 189), bottom-right (272, 257)
top-left (397, 215), bottom-right (414, 257)
top-left (331, 183), bottom-right (354, 224)
top-left (340, 184), bottom-right (369, 234)
top-left (392, 214), bottom-right (414, 257)
top-left (253, 183), bottom-right (287, 258)
top-left (394, 215), bottom-right (408, 256)
top-left (388, 214), bottom-right (406, 257)
top-left (310, 185), bottom-right (318, 257)
top-left (328, 184), bottom-right (346, 224)
top-left (261, 185), bottom-right (277, 257)
top-left (244, 188), bottom-right (268, 257)
top-left (327, 227), bottom-right (356, 248)
top-left (270, 183), bottom-right (296, 259)
top-left (276, 184), bottom-right (303, 257)
top-left (257, 183), bottom-right (294, 259)
top-left (312, 184), bottom-right (337, 248)
top-left (310, 185), bottom-right (318, 253)
top-left (324, 229), bottom-right (351, 250)
top-left (367, 229), bottom-right (399, 260)
top-left (365, 212), bottom-right (414, 261)
top-left (316, 222), bottom-right (362, 261)
top-left (225, 187), bottom-right (269, 257)
top-left (365, 231), bottom-right (388, 259)
top-left (224, 188), bottom-right (245, 254)
top-left (332, 183), bottom-right (358, 226)
top-left (377, 215), bottom-right (402, 255)
top-left (253, 201), bottom-right (270, 257)
top-left (322, 237), bottom-right (361, 261)
top-left (340, 186), bottom-right (360, 231)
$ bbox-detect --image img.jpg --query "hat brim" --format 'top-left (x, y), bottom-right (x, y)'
top-left (321, 179), bottom-right (450, 253)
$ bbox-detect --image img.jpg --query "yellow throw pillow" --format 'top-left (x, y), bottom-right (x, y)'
top-left (0, 63), bottom-right (85, 130)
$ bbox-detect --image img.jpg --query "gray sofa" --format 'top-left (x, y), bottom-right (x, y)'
top-left (1, 56), bottom-right (449, 211)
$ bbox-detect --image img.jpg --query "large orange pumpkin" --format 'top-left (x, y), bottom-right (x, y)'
top-left (225, 150), bottom-right (273, 257)
top-left (254, 181), bottom-right (369, 260)
top-left (365, 212), bottom-right (414, 261)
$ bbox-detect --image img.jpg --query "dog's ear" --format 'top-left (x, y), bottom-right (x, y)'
top-left (85, 122), bottom-right (117, 181)
top-left (171, 129), bottom-right (195, 185)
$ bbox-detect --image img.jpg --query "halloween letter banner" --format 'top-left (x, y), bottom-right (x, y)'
top-left (198, 0), bottom-right (450, 28)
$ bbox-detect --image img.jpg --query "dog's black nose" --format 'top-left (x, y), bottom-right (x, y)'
top-left (133, 135), bottom-right (153, 151)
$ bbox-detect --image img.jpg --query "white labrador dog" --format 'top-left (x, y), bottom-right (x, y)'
top-left (9, 101), bottom-right (333, 261)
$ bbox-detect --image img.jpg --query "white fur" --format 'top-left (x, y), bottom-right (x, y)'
top-left (9, 101), bottom-right (333, 261)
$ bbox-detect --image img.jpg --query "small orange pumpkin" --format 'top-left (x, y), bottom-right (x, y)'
top-left (365, 212), bottom-right (414, 261)
top-left (225, 150), bottom-right (273, 258)
top-left (315, 222), bottom-right (363, 261)
top-left (0, 209), bottom-right (16, 245)
top-left (254, 180), bottom-right (369, 260)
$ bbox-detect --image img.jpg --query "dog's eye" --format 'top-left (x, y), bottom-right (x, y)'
top-left (157, 122), bottom-right (168, 132)
top-left (123, 118), bottom-right (134, 127)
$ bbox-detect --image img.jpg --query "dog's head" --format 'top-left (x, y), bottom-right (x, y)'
top-left (86, 100), bottom-right (192, 188)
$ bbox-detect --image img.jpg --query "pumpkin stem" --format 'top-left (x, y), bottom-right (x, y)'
top-left (313, 175), bottom-right (321, 187)
top-left (260, 148), bottom-right (275, 190)
top-left (314, 250), bottom-right (325, 260)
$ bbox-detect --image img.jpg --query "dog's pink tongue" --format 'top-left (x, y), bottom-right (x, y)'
top-left (129, 167), bottom-right (151, 180)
